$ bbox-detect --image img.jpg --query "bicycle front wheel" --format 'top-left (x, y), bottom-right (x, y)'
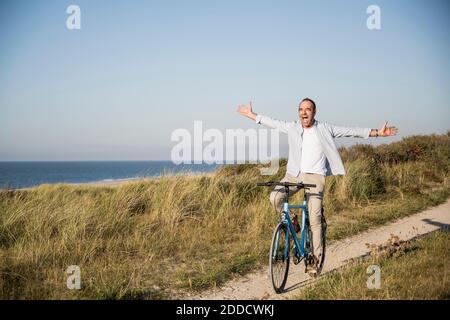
top-left (269, 222), bottom-right (291, 294)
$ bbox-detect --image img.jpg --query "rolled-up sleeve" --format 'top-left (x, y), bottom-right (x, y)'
top-left (255, 114), bottom-right (263, 124)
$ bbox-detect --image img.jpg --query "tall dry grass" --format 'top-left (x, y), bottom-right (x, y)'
top-left (1, 133), bottom-right (449, 299)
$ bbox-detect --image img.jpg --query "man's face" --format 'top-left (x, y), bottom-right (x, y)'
top-left (298, 100), bottom-right (316, 128)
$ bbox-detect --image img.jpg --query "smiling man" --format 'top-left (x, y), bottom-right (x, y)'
top-left (237, 98), bottom-right (398, 275)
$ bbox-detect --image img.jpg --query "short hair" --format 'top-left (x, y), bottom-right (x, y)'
top-left (300, 98), bottom-right (316, 112)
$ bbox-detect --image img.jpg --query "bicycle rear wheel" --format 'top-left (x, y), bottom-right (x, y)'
top-left (269, 222), bottom-right (291, 293)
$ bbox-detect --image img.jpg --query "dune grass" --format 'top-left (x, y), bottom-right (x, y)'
top-left (0, 133), bottom-right (449, 299)
top-left (292, 230), bottom-right (450, 300)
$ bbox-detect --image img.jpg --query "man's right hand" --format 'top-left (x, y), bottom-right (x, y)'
top-left (237, 101), bottom-right (257, 121)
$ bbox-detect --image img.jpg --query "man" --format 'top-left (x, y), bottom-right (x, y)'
top-left (237, 98), bottom-right (398, 275)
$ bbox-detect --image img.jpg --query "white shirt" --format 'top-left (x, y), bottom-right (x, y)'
top-left (256, 115), bottom-right (372, 176)
top-left (300, 127), bottom-right (327, 176)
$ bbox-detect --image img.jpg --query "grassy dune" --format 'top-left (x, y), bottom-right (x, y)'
top-left (1, 133), bottom-right (449, 299)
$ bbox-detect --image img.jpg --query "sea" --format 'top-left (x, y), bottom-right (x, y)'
top-left (0, 161), bottom-right (219, 189)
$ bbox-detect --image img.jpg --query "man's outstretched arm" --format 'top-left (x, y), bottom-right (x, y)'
top-left (330, 121), bottom-right (398, 139)
top-left (236, 101), bottom-right (293, 133)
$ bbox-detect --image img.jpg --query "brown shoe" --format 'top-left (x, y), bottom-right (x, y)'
top-left (305, 256), bottom-right (319, 276)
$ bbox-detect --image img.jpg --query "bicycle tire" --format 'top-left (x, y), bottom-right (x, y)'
top-left (269, 222), bottom-right (291, 293)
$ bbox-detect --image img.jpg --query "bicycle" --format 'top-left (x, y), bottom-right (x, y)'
top-left (256, 181), bottom-right (327, 294)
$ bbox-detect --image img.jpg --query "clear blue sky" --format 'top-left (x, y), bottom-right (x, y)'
top-left (1, 0), bottom-right (449, 160)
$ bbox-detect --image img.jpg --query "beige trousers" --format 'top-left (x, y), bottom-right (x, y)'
top-left (269, 172), bottom-right (325, 259)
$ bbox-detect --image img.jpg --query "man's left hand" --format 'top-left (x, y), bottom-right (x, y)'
top-left (379, 121), bottom-right (398, 137)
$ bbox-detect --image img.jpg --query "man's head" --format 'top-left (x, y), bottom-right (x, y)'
top-left (298, 98), bottom-right (316, 128)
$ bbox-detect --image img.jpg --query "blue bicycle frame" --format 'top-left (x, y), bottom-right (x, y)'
top-left (273, 198), bottom-right (312, 260)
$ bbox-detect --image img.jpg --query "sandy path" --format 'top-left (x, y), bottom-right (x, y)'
top-left (191, 198), bottom-right (450, 300)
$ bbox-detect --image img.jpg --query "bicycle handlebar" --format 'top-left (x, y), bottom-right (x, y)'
top-left (256, 181), bottom-right (316, 189)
